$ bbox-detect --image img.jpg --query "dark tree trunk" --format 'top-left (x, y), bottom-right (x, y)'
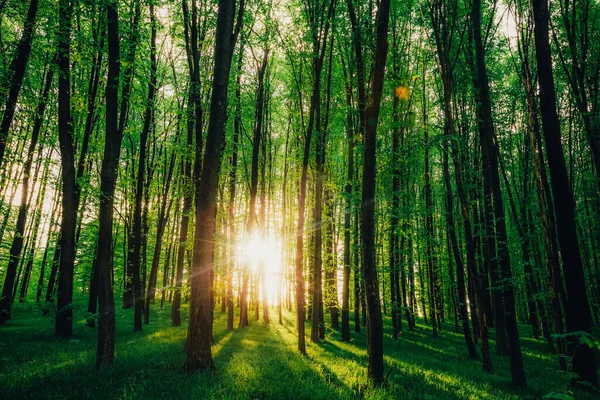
top-left (259, 54), bottom-right (270, 326)
top-left (227, 44), bottom-right (243, 332)
top-left (354, 208), bottom-right (361, 333)
top-left (532, 0), bottom-right (598, 387)
top-left (0, 0), bottom-right (39, 169)
top-left (55, 0), bottom-right (78, 339)
top-left (19, 151), bottom-right (51, 302)
top-left (121, 0), bottom-right (143, 311)
top-left (428, 0), bottom-right (477, 358)
top-left (443, 143), bottom-right (477, 359)
top-left (185, 0), bottom-right (243, 371)
top-left (0, 53), bottom-right (54, 324)
top-left (95, 0), bottom-right (120, 368)
top-left (311, 61), bottom-right (325, 343)
top-left (171, 97), bottom-right (194, 327)
top-left (358, 0), bottom-right (390, 384)
top-left (390, 88), bottom-right (401, 340)
top-left (471, 0), bottom-right (526, 387)
top-left (322, 39), bottom-right (337, 332)
top-left (294, 0), bottom-right (334, 354)
top-left (37, 187), bottom-right (60, 303)
top-left (422, 60), bottom-right (438, 338)
top-left (340, 55), bottom-right (354, 342)
top-left (143, 3), bottom-right (168, 326)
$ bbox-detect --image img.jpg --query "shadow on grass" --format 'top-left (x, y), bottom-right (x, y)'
top-left (2, 304), bottom-right (598, 400)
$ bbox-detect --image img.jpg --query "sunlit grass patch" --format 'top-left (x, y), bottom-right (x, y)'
top-left (1, 303), bottom-right (598, 399)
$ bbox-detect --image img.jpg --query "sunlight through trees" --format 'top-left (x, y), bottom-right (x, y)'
top-left (0, 0), bottom-right (599, 397)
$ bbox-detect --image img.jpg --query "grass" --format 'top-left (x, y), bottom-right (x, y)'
top-left (0, 301), bottom-right (597, 399)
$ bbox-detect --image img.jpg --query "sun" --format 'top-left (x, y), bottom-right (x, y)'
top-left (237, 230), bottom-right (283, 304)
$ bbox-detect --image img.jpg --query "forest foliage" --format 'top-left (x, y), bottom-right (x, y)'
top-left (0, 0), bottom-right (599, 397)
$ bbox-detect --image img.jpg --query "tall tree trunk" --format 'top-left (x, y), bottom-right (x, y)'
top-left (443, 142), bottom-right (477, 359)
top-left (428, 0), bottom-right (477, 358)
top-left (95, 0), bottom-right (120, 368)
top-left (240, 47), bottom-right (268, 328)
top-left (55, 0), bottom-right (78, 339)
top-left (142, 3), bottom-right (165, 326)
top-left (185, 0), bottom-right (243, 371)
top-left (294, 0), bottom-right (334, 354)
top-left (422, 59), bottom-right (438, 338)
top-left (358, 0), bottom-right (390, 384)
top-left (0, 0), bottom-right (39, 169)
top-left (37, 185), bottom-right (60, 303)
top-left (259, 56), bottom-right (270, 326)
top-left (532, 0), bottom-right (598, 387)
top-left (0, 54), bottom-right (54, 324)
top-left (341, 55), bottom-right (354, 342)
top-left (171, 98), bottom-right (194, 327)
top-left (227, 44), bottom-right (243, 331)
top-left (311, 63), bottom-right (325, 343)
top-left (471, 0), bottom-right (526, 386)
top-left (121, 0), bottom-right (143, 311)
top-left (19, 150), bottom-right (51, 302)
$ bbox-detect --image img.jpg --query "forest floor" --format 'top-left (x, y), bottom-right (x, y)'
top-left (0, 302), bottom-right (597, 399)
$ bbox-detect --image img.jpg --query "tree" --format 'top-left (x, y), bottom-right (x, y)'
top-left (352, 0), bottom-right (391, 384)
top-left (185, 0), bottom-right (243, 370)
top-left (95, 0), bottom-right (121, 368)
top-left (55, 0), bottom-right (78, 338)
top-left (470, 0), bottom-right (526, 387)
top-left (532, 0), bottom-right (599, 387)
top-left (0, 0), bottom-right (39, 170)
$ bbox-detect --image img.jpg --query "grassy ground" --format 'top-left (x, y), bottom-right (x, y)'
top-left (0, 302), bottom-right (597, 399)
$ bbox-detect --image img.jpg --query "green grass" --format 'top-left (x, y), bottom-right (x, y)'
top-left (0, 302), bottom-right (596, 399)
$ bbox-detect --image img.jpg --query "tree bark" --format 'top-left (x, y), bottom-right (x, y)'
top-left (471, 0), bottom-right (526, 386)
top-left (532, 0), bottom-right (598, 387)
top-left (0, 0), bottom-right (39, 170)
top-left (185, 0), bottom-right (243, 371)
top-left (55, 0), bottom-right (77, 338)
top-left (95, 0), bottom-right (120, 368)
top-left (0, 53), bottom-right (54, 324)
top-left (358, 0), bottom-right (390, 384)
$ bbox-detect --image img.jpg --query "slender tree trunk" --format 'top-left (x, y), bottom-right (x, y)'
top-left (19, 150), bottom-right (51, 302)
top-left (443, 141), bottom-right (477, 359)
top-left (37, 186), bottom-right (60, 303)
top-left (185, 0), bottom-right (243, 371)
top-left (0, 54), bottom-right (54, 324)
top-left (358, 0), bottom-right (390, 384)
top-left (121, 0), bottom-right (143, 311)
top-left (341, 57), bottom-right (354, 342)
top-left (95, 0), bottom-right (120, 368)
top-left (0, 0), bottom-right (39, 169)
top-left (143, 4), bottom-right (168, 325)
top-left (227, 45), bottom-right (243, 331)
top-left (422, 60), bottom-right (438, 338)
top-left (471, 0), bottom-right (526, 386)
top-left (55, 0), bottom-right (78, 339)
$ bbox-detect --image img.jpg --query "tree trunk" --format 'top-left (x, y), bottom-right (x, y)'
top-left (532, 0), bottom-right (598, 387)
top-left (55, 0), bottom-right (77, 338)
top-left (0, 0), bottom-right (39, 169)
top-left (341, 55), bottom-right (354, 342)
top-left (143, 3), bottom-right (166, 326)
top-left (0, 53), bottom-right (54, 324)
top-left (226, 44), bottom-right (243, 331)
top-left (185, 0), bottom-right (243, 371)
top-left (95, 0), bottom-right (120, 368)
top-left (471, 0), bottom-right (526, 386)
top-left (358, 0), bottom-right (390, 384)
